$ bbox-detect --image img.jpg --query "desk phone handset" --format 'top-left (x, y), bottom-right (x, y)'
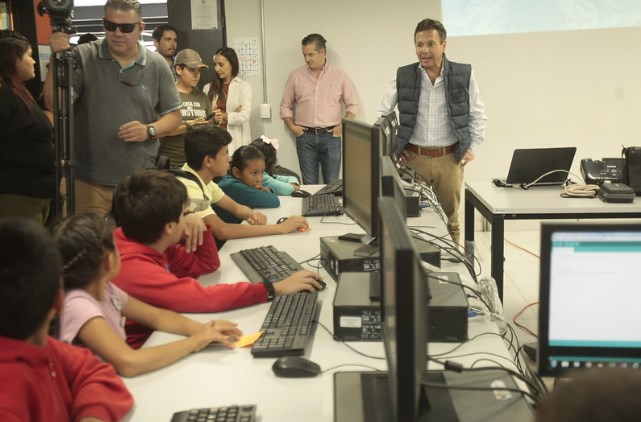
top-left (580, 158), bottom-right (623, 185)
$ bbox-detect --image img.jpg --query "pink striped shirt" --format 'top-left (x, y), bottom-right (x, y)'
top-left (280, 61), bottom-right (359, 127)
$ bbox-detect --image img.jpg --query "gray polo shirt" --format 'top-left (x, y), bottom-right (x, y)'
top-left (71, 39), bottom-right (181, 186)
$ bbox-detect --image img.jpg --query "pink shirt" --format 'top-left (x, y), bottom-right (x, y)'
top-left (59, 282), bottom-right (129, 346)
top-left (280, 61), bottom-right (359, 127)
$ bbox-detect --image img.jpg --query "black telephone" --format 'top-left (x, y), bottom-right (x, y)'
top-left (580, 158), bottom-right (623, 184)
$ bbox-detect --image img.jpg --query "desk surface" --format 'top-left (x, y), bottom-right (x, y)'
top-left (466, 180), bottom-right (641, 215)
top-left (123, 187), bottom-right (525, 421)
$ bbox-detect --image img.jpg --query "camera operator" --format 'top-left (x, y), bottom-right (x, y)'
top-left (44, 0), bottom-right (181, 215)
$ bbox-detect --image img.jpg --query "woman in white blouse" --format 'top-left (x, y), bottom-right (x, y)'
top-left (203, 47), bottom-right (252, 154)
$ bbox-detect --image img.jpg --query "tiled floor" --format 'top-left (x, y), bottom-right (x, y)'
top-left (472, 225), bottom-right (541, 347)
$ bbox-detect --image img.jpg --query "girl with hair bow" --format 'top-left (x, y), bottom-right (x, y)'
top-left (248, 136), bottom-right (302, 196)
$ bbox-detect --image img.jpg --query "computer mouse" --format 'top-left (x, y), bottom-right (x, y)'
top-left (272, 356), bottom-right (321, 378)
top-left (276, 217), bottom-right (287, 224)
top-left (315, 280), bottom-right (327, 291)
top-left (291, 190), bottom-right (311, 198)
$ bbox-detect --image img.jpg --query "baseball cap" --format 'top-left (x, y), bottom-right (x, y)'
top-left (174, 49), bottom-right (208, 69)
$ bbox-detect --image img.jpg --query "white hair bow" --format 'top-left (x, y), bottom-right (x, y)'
top-left (260, 135), bottom-right (280, 150)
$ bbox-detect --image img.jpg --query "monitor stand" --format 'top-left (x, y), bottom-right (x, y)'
top-left (335, 371), bottom-right (458, 422)
top-left (337, 233), bottom-right (377, 257)
top-left (334, 369), bottom-right (533, 422)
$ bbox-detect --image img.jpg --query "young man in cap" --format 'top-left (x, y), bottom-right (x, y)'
top-left (159, 48), bottom-right (214, 167)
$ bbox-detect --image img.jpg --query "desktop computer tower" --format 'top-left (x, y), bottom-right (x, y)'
top-left (404, 188), bottom-right (421, 217)
top-left (320, 236), bottom-right (440, 281)
top-left (332, 272), bottom-right (468, 342)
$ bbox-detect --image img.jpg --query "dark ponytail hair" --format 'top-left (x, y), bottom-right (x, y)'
top-left (50, 214), bottom-right (116, 290)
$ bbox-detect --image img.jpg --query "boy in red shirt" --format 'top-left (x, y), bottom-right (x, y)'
top-left (111, 170), bottom-right (324, 347)
top-left (0, 218), bottom-right (133, 422)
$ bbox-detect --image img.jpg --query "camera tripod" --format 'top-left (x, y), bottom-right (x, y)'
top-left (39, 0), bottom-right (76, 217)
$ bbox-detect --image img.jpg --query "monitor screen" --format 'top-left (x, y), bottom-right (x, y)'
top-left (380, 156), bottom-right (407, 218)
top-left (379, 196), bottom-right (429, 421)
top-left (342, 119), bottom-right (381, 238)
top-left (538, 222), bottom-right (641, 377)
top-left (375, 111), bottom-right (398, 157)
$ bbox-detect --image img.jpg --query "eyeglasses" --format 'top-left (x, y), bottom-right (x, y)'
top-left (103, 18), bottom-right (139, 34)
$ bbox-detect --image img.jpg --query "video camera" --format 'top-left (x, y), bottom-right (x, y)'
top-left (38, 0), bottom-right (74, 33)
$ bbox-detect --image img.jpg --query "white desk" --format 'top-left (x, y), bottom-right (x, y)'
top-left (123, 189), bottom-right (528, 421)
top-left (464, 180), bottom-right (641, 301)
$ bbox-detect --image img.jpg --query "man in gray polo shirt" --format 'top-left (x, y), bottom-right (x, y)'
top-left (45, 0), bottom-right (181, 214)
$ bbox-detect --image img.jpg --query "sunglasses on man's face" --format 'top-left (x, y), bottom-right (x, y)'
top-left (103, 18), bottom-right (139, 34)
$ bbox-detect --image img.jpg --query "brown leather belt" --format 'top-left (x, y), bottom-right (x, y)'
top-left (405, 143), bottom-right (457, 158)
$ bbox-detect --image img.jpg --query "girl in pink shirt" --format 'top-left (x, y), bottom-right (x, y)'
top-left (53, 213), bottom-right (242, 377)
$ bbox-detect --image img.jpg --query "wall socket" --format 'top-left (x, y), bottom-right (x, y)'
top-left (260, 103), bottom-right (271, 119)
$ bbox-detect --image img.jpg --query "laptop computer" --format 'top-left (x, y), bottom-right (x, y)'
top-left (493, 147), bottom-right (577, 187)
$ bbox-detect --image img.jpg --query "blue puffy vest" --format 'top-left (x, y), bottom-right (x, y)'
top-left (395, 57), bottom-right (472, 162)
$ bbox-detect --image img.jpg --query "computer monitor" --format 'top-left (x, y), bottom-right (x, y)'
top-left (379, 196), bottom-right (430, 421)
top-left (380, 156), bottom-right (407, 218)
top-left (538, 222), bottom-right (641, 377)
top-left (375, 111), bottom-right (398, 157)
top-left (342, 118), bottom-right (382, 252)
top-left (335, 197), bottom-right (532, 422)
top-left (378, 197), bottom-right (458, 421)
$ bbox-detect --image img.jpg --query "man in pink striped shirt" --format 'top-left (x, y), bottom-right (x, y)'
top-left (280, 33), bottom-right (359, 184)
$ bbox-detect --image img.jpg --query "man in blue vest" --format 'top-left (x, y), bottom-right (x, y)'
top-left (378, 18), bottom-right (487, 246)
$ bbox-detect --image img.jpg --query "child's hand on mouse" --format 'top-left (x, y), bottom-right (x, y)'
top-left (273, 270), bottom-right (324, 295)
top-left (277, 215), bottom-right (309, 234)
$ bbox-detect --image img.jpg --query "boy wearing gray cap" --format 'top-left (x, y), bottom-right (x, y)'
top-left (159, 48), bottom-right (214, 167)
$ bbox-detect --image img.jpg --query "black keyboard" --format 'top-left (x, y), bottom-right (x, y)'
top-left (170, 404), bottom-right (256, 422)
top-left (302, 194), bottom-right (342, 217)
top-left (231, 246), bottom-right (304, 283)
top-left (252, 291), bottom-right (319, 357)
top-left (315, 179), bottom-right (343, 196)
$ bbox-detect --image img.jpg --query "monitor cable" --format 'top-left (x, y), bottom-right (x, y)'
top-left (516, 169), bottom-right (570, 189)
top-left (316, 320), bottom-right (385, 360)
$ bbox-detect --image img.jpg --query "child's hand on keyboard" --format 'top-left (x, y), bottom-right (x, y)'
top-left (277, 215), bottom-right (309, 234)
top-left (273, 270), bottom-right (325, 295)
top-left (191, 320), bottom-right (242, 351)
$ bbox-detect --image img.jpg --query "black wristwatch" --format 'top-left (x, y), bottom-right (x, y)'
top-left (146, 125), bottom-right (157, 139)
top-left (263, 282), bottom-right (275, 301)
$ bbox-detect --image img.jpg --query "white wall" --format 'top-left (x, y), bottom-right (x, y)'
top-left (225, 1), bottom-right (641, 182)
top-left (449, 27), bottom-right (641, 183)
top-left (226, 0), bottom-right (440, 174)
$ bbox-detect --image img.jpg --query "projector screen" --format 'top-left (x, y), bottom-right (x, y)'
top-left (443, 0), bottom-right (641, 36)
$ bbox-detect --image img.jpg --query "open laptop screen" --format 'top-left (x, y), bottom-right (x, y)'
top-left (538, 222), bottom-right (641, 376)
top-left (503, 147), bottom-right (576, 186)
